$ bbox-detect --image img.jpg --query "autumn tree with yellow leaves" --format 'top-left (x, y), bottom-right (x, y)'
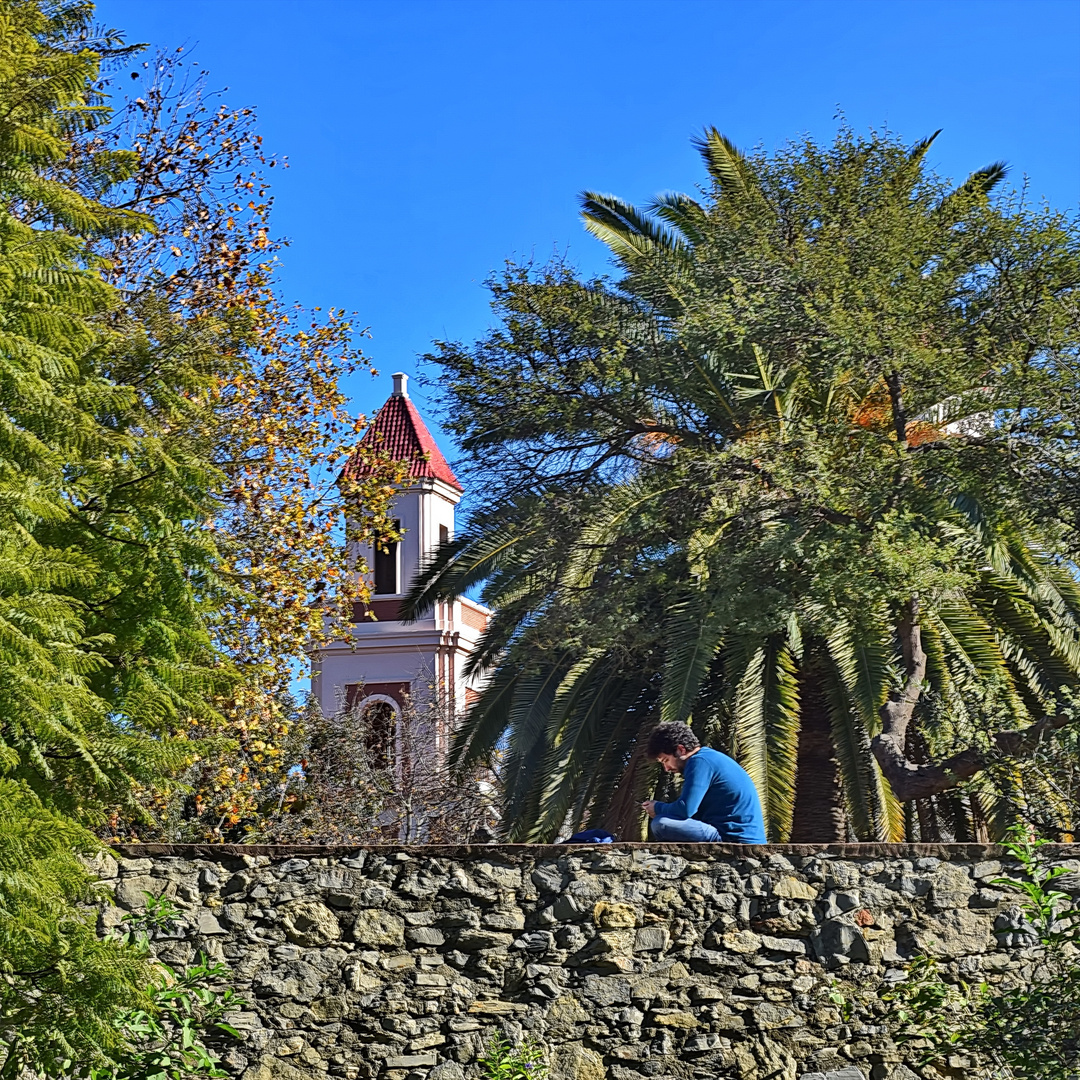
top-left (73, 45), bottom-right (413, 840)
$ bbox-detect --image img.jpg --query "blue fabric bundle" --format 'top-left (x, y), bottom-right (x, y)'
top-left (560, 829), bottom-right (615, 843)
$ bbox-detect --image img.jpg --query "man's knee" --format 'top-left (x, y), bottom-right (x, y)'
top-left (651, 816), bottom-right (701, 841)
top-left (650, 816), bottom-right (675, 840)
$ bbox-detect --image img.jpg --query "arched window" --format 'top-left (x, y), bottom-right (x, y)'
top-left (358, 695), bottom-right (398, 770)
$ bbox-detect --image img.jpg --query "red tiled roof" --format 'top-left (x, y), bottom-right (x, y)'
top-left (343, 391), bottom-right (463, 492)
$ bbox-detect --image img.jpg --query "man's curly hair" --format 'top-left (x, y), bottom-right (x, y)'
top-left (646, 722), bottom-right (701, 757)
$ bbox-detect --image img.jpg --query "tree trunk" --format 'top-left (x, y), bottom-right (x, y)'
top-left (790, 670), bottom-right (847, 843)
top-left (608, 744), bottom-right (651, 842)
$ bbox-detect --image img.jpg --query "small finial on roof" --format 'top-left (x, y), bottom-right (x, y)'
top-left (392, 372), bottom-right (409, 398)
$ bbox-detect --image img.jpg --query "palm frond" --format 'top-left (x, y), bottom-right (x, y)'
top-left (974, 577), bottom-right (1078, 698)
top-left (448, 663), bottom-right (520, 771)
top-left (502, 657), bottom-right (576, 836)
top-left (763, 641), bottom-right (800, 841)
top-left (934, 600), bottom-right (1012, 680)
top-left (402, 522), bottom-right (531, 621)
top-left (921, 617), bottom-right (952, 700)
top-left (580, 192), bottom-right (689, 262)
top-left (730, 644), bottom-right (767, 790)
top-left (602, 742), bottom-right (656, 841)
top-left (534, 663), bottom-right (646, 840)
top-left (579, 701), bottom-right (657, 835)
top-left (938, 161), bottom-right (1009, 220)
top-left (819, 655), bottom-right (886, 840)
top-left (908, 129), bottom-right (942, 166)
top-left (879, 769), bottom-right (907, 841)
top-left (660, 589), bottom-right (725, 725)
top-left (691, 127), bottom-right (752, 197)
top-left (560, 479), bottom-right (686, 592)
top-left (958, 161), bottom-right (1009, 199)
top-left (825, 619), bottom-right (893, 732)
top-left (646, 191), bottom-right (708, 247)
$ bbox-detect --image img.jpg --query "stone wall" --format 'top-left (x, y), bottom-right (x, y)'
top-left (103, 843), bottom-right (1080, 1080)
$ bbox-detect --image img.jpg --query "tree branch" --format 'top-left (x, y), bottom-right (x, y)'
top-left (994, 712), bottom-right (1077, 757)
top-left (885, 370), bottom-right (908, 446)
top-left (872, 597), bottom-right (1080, 800)
top-left (872, 598), bottom-right (929, 795)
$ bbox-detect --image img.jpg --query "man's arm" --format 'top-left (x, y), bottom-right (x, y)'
top-left (652, 759), bottom-right (709, 821)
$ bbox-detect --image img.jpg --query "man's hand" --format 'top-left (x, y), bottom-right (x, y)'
top-left (641, 800), bottom-right (657, 819)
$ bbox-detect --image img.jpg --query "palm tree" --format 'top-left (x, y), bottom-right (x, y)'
top-left (405, 127), bottom-right (1080, 842)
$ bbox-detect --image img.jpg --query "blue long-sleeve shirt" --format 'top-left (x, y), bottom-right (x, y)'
top-left (652, 747), bottom-right (767, 844)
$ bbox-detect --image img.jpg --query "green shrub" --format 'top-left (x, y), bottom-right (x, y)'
top-left (477, 1034), bottom-right (548, 1080)
top-left (93, 894), bottom-right (247, 1080)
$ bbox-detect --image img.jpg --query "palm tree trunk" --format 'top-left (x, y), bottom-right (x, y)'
top-left (607, 745), bottom-right (651, 842)
top-left (790, 668), bottom-right (847, 843)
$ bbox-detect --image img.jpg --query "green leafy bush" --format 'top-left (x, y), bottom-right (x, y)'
top-left (93, 895), bottom-right (247, 1080)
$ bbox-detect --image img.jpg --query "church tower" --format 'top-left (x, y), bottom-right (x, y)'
top-left (311, 373), bottom-right (489, 739)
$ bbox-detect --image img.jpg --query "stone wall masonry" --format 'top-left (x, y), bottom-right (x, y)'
top-left (101, 843), bottom-right (1080, 1080)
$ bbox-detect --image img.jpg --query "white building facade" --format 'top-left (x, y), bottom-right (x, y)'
top-left (311, 374), bottom-right (489, 744)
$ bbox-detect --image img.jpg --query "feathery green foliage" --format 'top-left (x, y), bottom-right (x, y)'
top-left (409, 124), bottom-right (1080, 842)
top-left (0, 0), bottom-right (228, 822)
top-left (0, 782), bottom-right (150, 1077)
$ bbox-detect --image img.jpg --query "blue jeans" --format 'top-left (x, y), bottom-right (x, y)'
top-left (650, 816), bottom-right (722, 842)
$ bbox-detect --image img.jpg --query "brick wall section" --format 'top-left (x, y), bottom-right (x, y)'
top-left (100, 843), bottom-right (1080, 1080)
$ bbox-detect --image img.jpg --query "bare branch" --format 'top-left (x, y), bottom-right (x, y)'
top-left (885, 370), bottom-right (909, 446)
top-left (872, 598), bottom-right (1080, 800)
top-left (995, 712), bottom-right (1077, 757)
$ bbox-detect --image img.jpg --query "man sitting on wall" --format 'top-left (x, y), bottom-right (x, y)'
top-left (642, 722), bottom-right (767, 844)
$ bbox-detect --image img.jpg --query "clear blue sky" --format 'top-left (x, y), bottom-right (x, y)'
top-left (100, 0), bottom-right (1080, 455)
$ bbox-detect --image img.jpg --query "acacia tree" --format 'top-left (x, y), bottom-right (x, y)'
top-left (0, 2), bottom-right (212, 1070)
top-left (407, 127), bottom-right (1080, 843)
top-left (0, 0), bottom-right (397, 1068)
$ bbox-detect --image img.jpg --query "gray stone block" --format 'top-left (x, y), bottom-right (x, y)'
top-left (385, 1054), bottom-right (437, 1068)
top-left (406, 926), bottom-right (446, 946)
top-left (633, 926), bottom-right (669, 952)
top-left (195, 910), bottom-right (226, 935)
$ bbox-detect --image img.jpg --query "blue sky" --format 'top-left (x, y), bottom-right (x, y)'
top-left (100, 0), bottom-right (1079, 456)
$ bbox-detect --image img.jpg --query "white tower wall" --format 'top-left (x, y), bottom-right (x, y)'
top-left (311, 374), bottom-right (488, 734)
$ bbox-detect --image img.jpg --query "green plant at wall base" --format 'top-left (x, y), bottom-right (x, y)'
top-left (990, 842), bottom-right (1080, 948)
top-left (118, 895), bottom-right (187, 946)
top-left (90, 895), bottom-right (247, 1080)
top-left (883, 955), bottom-right (970, 1050)
top-left (885, 829), bottom-right (1080, 1078)
top-left (92, 955), bottom-right (245, 1080)
top-left (477, 1035), bottom-right (548, 1080)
